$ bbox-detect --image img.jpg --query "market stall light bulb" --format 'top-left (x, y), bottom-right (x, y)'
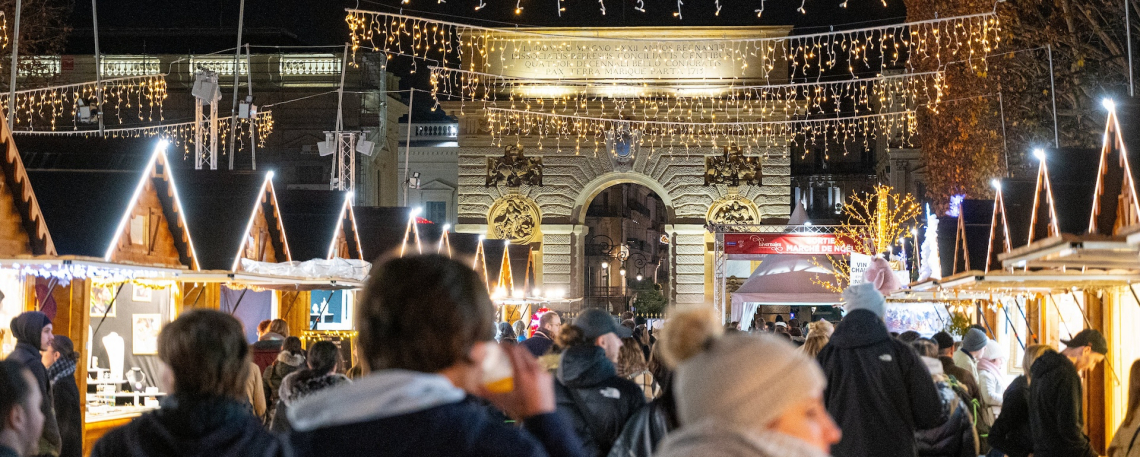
top-left (1033, 148), bottom-right (1046, 160)
top-left (1103, 98), bottom-right (1116, 111)
top-left (990, 178), bottom-right (1001, 190)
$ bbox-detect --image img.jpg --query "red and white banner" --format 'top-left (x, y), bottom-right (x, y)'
top-left (724, 233), bottom-right (852, 255)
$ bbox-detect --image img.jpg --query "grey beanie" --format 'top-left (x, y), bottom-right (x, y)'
top-left (674, 334), bottom-right (826, 429)
top-left (842, 282), bottom-right (886, 319)
top-left (961, 328), bottom-right (987, 353)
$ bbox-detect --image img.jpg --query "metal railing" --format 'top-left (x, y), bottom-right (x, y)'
top-left (398, 123), bottom-right (458, 141)
top-left (707, 223), bottom-right (844, 234)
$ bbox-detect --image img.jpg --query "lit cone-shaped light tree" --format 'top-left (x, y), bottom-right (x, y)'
top-left (812, 184), bottom-right (921, 293)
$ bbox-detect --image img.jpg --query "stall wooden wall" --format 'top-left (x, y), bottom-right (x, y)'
top-left (1084, 290), bottom-right (1106, 454)
top-left (179, 283), bottom-right (221, 312)
top-left (278, 290), bottom-right (310, 339)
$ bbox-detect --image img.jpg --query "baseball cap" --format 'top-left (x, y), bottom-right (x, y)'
top-left (574, 309), bottom-right (632, 340)
top-left (1060, 329), bottom-right (1108, 355)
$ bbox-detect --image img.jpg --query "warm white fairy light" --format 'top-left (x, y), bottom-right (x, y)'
top-left (0, 74), bottom-right (167, 132)
top-left (345, 9), bottom-right (999, 81)
top-left (12, 110), bottom-right (275, 162)
top-left (430, 67), bottom-right (944, 124)
top-left (482, 107), bottom-right (916, 157)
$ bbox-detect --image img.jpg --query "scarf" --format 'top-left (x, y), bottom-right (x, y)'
top-left (47, 357), bottom-right (76, 386)
top-left (977, 358), bottom-right (1002, 377)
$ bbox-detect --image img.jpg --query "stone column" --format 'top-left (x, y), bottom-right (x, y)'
top-left (668, 224), bottom-right (708, 306)
top-left (539, 224), bottom-right (583, 298)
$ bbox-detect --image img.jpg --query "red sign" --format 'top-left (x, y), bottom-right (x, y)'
top-left (724, 233), bottom-right (852, 255)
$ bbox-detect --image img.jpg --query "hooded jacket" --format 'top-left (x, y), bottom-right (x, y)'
top-left (270, 371), bottom-right (351, 433)
top-left (655, 419), bottom-right (832, 457)
top-left (914, 358), bottom-right (978, 457)
top-left (264, 351), bottom-right (305, 408)
top-left (6, 312), bottom-right (61, 456)
top-left (555, 345), bottom-right (646, 457)
top-left (817, 309), bottom-right (945, 457)
top-left (1029, 350), bottom-right (1096, 457)
top-left (522, 330), bottom-right (555, 357)
top-left (988, 375), bottom-right (1032, 457)
top-left (90, 395), bottom-right (290, 457)
top-left (287, 369), bottom-right (585, 457)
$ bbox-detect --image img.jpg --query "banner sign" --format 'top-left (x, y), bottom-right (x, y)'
top-left (724, 233), bottom-right (853, 255)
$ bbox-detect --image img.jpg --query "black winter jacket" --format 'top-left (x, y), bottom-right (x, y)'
top-left (1029, 351), bottom-right (1096, 457)
top-left (91, 395), bottom-right (290, 457)
top-left (6, 342), bottom-right (61, 456)
top-left (605, 390), bottom-right (678, 457)
top-left (817, 309), bottom-right (945, 457)
top-left (522, 331), bottom-right (555, 357)
top-left (916, 380), bottom-right (977, 457)
top-left (52, 372), bottom-right (82, 457)
top-left (989, 375), bottom-right (1032, 457)
top-left (555, 345), bottom-right (646, 457)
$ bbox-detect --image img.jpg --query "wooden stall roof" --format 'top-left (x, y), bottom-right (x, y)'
top-left (998, 233), bottom-right (1138, 271)
top-left (276, 189), bottom-right (361, 261)
top-left (174, 170), bottom-right (290, 271)
top-left (24, 144), bottom-right (197, 269)
top-left (0, 120), bottom-right (54, 256)
top-left (1089, 101), bottom-right (1140, 235)
top-left (934, 269), bottom-right (1140, 293)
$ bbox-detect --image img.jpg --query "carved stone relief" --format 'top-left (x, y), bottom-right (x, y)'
top-left (488, 193), bottom-right (542, 244)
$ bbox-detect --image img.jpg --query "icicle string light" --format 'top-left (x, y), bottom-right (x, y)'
top-left (13, 110), bottom-right (275, 160)
top-left (430, 66), bottom-right (943, 122)
top-left (0, 74), bottom-right (167, 132)
top-left (345, 9), bottom-right (999, 81)
top-left (482, 107), bottom-right (916, 157)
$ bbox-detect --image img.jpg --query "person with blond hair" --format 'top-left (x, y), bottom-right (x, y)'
top-left (800, 319), bottom-right (834, 358)
top-left (1108, 359), bottom-right (1140, 457)
top-left (989, 344), bottom-right (1054, 457)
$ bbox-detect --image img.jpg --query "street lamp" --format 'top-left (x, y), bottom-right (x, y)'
top-left (619, 268), bottom-right (626, 276)
top-left (601, 261), bottom-right (609, 269)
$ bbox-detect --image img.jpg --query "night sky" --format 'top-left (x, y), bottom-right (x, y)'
top-left (63, 0), bottom-right (908, 119)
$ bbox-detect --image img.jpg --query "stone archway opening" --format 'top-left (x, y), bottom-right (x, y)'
top-left (579, 181), bottom-right (670, 315)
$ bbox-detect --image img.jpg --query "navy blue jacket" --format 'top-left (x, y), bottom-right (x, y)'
top-left (289, 397), bottom-right (585, 457)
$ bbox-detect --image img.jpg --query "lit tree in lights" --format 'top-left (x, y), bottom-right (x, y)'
top-left (812, 184), bottom-right (922, 293)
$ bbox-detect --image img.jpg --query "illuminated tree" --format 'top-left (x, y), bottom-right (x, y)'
top-left (812, 184), bottom-right (922, 293)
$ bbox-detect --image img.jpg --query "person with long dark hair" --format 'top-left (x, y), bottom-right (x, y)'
top-left (263, 336), bottom-right (305, 421)
top-left (41, 336), bottom-right (80, 457)
top-left (5, 312), bottom-right (59, 457)
top-left (271, 341), bottom-right (350, 433)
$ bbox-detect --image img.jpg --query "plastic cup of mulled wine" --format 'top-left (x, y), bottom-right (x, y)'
top-left (481, 343), bottom-right (515, 394)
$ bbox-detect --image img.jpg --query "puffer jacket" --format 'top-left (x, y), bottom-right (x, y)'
top-left (263, 352), bottom-right (305, 409)
top-left (271, 371), bottom-right (351, 433)
top-left (817, 309), bottom-right (945, 457)
top-left (555, 345), bottom-right (646, 457)
top-left (605, 389), bottom-right (678, 457)
top-left (915, 358), bottom-right (978, 457)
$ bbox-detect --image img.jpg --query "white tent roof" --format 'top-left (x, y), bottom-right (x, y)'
top-left (730, 253), bottom-right (841, 306)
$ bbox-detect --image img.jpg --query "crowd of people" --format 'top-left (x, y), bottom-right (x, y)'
top-left (0, 254), bottom-right (1137, 457)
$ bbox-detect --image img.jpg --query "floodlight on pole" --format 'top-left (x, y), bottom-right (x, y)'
top-left (1033, 148), bottom-right (1046, 161)
top-left (990, 178), bottom-right (1001, 190)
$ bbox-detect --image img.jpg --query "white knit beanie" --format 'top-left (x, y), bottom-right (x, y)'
top-left (843, 282), bottom-right (886, 319)
top-left (673, 334), bottom-right (826, 429)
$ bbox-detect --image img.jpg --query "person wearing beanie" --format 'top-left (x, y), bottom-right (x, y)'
top-left (655, 310), bottom-right (841, 457)
top-left (953, 328), bottom-right (988, 393)
top-left (817, 284), bottom-right (944, 457)
top-left (930, 332), bottom-right (981, 402)
top-left (5, 312), bottom-right (60, 457)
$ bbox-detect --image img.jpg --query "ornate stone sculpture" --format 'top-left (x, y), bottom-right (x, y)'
top-left (486, 145), bottom-right (543, 187)
top-left (488, 194), bottom-right (542, 244)
top-left (705, 144), bottom-right (762, 186)
top-left (707, 195), bottom-right (761, 225)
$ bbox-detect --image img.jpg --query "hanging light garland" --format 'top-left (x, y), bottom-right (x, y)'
top-left (345, 9), bottom-right (999, 81)
top-left (482, 107), bottom-right (916, 157)
top-left (430, 66), bottom-right (943, 122)
top-left (0, 74), bottom-right (167, 132)
top-left (13, 110), bottom-right (275, 160)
